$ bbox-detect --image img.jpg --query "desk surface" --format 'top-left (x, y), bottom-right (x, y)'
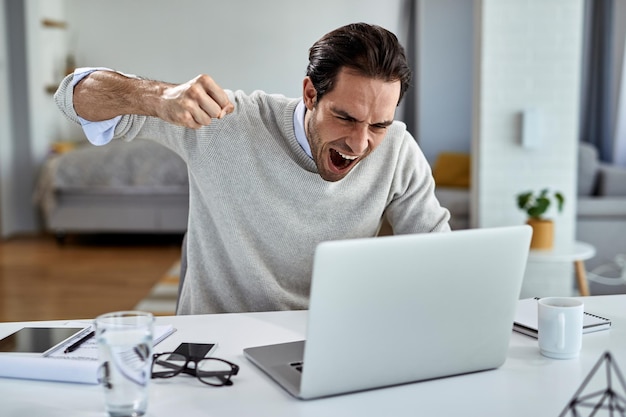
top-left (1, 295), bottom-right (625, 417)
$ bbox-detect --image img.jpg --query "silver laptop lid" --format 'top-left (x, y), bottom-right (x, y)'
top-left (299, 225), bottom-right (531, 399)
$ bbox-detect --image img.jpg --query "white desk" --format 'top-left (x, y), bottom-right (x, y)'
top-left (528, 241), bottom-right (596, 296)
top-left (1, 295), bottom-right (625, 417)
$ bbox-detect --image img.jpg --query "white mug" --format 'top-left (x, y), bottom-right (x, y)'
top-left (537, 297), bottom-right (583, 359)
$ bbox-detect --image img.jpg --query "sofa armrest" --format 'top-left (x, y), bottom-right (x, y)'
top-left (434, 188), bottom-right (470, 216)
top-left (597, 164), bottom-right (626, 196)
top-left (434, 187), bottom-right (470, 230)
top-left (577, 197), bottom-right (626, 218)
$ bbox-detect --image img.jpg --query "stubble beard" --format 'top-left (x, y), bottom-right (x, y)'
top-left (306, 115), bottom-right (344, 183)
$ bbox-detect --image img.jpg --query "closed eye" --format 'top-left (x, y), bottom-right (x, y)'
top-left (336, 115), bottom-right (356, 123)
top-left (331, 107), bottom-right (392, 131)
top-left (369, 122), bottom-right (392, 133)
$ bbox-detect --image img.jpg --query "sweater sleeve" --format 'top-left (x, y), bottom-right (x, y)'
top-left (54, 72), bottom-right (82, 125)
top-left (384, 131), bottom-right (451, 234)
top-left (55, 68), bottom-right (145, 146)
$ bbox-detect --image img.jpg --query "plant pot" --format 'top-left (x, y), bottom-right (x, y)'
top-left (526, 218), bottom-right (554, 250)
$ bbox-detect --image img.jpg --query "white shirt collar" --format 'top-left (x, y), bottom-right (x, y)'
top-left (293, 100), bottom-right (312, 159)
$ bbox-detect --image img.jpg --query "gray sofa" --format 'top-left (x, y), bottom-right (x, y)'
top-left (35, 139), bottom-right (189, 242)
top-left (576, 143), bottom-right (626, 293)
top-left (434, 142), bottom-right (626, 293)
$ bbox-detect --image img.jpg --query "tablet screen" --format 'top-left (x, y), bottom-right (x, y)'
top-left (0, 327), bottom-right (87, 354)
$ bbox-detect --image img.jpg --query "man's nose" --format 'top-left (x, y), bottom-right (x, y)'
top-left (345, 124), bottom-right (369, 155)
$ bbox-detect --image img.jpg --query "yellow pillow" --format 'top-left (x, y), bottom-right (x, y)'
top-left (432, 152), bottom-right (471, 188)
top-left (50, 141), bottom-right (80, 154)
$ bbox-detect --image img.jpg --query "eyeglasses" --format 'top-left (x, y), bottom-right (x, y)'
top-left (151, 353), bottom-right (239, 386)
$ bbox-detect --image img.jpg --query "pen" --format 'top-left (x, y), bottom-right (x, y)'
top-left (64, 330), bottom-right (95, 354)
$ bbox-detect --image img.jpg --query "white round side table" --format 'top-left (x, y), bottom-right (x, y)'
top-left (527, 241), bottom-right (596, 296)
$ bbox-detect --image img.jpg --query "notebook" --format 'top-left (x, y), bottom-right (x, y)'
top-left (513, 297), bottom-right (611, 338)
top-left (244, 225), bottom-right (532, 399)
top-left (47, 324), bottom-right (176, 360)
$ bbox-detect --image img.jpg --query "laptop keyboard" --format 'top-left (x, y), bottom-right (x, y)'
top-left (290, 361), bottom-right (303, 373)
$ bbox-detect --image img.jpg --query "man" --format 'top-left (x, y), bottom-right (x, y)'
top-left (55, 22), bottom-right (450, 314)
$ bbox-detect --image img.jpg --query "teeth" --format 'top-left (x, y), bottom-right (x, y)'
top-left (337, 151), bottom-right (358, 160)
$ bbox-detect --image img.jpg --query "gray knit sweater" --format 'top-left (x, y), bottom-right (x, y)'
top-left (56, 76), bottom-right (450, 314)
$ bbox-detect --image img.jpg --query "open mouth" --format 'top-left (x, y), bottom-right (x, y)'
top-left (329, 149), bottom-right (359, 171)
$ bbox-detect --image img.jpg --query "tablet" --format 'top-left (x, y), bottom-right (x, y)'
top-left (0, 327), bottom-right (89, 355)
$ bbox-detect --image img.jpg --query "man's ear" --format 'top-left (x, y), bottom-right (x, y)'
top-left (302, 77), bottom-right (317, 111)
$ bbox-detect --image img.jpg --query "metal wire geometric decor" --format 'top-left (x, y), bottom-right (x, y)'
top-left (560, 351), bottom-right (626, 417)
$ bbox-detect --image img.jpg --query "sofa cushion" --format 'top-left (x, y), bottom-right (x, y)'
top-left (432, 152), bottom-right (470, 188)
top-left (597, 164), bottom-right (626, 196)
top-left (578, 143), bottom-right (599, 196)
top-left (434, 188), bottom-right (470, 230)
top-left (577, 197), bottom-right (626, 217)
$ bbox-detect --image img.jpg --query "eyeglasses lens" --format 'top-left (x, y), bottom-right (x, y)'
top-left (153, 352), bottom-right (186, 377)
top-left (196, 358), bottom-right (234, 385)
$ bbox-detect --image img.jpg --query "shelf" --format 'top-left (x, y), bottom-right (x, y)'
top-left (45, 84), bottom-right (59, 95)
top-left (41, 18), bottom-right (67, 29)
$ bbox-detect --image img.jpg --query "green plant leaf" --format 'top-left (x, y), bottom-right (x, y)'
top-left (555, 192), bottom-right (565, 212)
top-left (515, 188), bottom-right (565, 219)
top-left (527, 198), bottom-right (550, 218)
top-left (516, 192), bottom-right (532, 210)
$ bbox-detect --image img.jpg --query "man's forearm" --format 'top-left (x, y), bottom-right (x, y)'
top-left (73, 70), bottom-right (166, 122)
top-left (73, 70), bottom-right (234, 129)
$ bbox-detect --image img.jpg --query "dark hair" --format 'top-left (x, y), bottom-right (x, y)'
top-left (306, 23), bottom-right (412, 105)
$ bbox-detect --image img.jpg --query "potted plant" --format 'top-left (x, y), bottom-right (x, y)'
top-left (516, 188), bottom-right (565, 249)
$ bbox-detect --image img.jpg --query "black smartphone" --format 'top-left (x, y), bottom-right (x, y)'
top-left (0, 327), bottom-right (88, 354)
top-left (169, 342), bottom-right (217, 360)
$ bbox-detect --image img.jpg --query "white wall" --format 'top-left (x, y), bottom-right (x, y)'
top-left (64, 0), bottom-right (404, 99)
top-left (474, 0), bottom-right (584, 296)
top-left (26, 0), bottom-right (73, 163)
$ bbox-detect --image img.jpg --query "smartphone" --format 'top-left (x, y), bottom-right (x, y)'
top-left (0, 327), bottom-right (88, 354)
top-left (168, 342), bottom-right (217, 360)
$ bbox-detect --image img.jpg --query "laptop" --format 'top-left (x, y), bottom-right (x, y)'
top-left (244, 225), bottom-right (532, 399)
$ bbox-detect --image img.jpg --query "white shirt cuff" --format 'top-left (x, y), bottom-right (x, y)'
top-left (72, 67), bottom-right (119, 146)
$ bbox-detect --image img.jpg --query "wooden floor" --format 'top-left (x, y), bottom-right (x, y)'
top-left (0, 233), bottom-right (183, 323)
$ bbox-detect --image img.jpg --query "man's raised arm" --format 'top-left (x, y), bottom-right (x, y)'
top-left (73, 70), bottom-right (235, 129)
